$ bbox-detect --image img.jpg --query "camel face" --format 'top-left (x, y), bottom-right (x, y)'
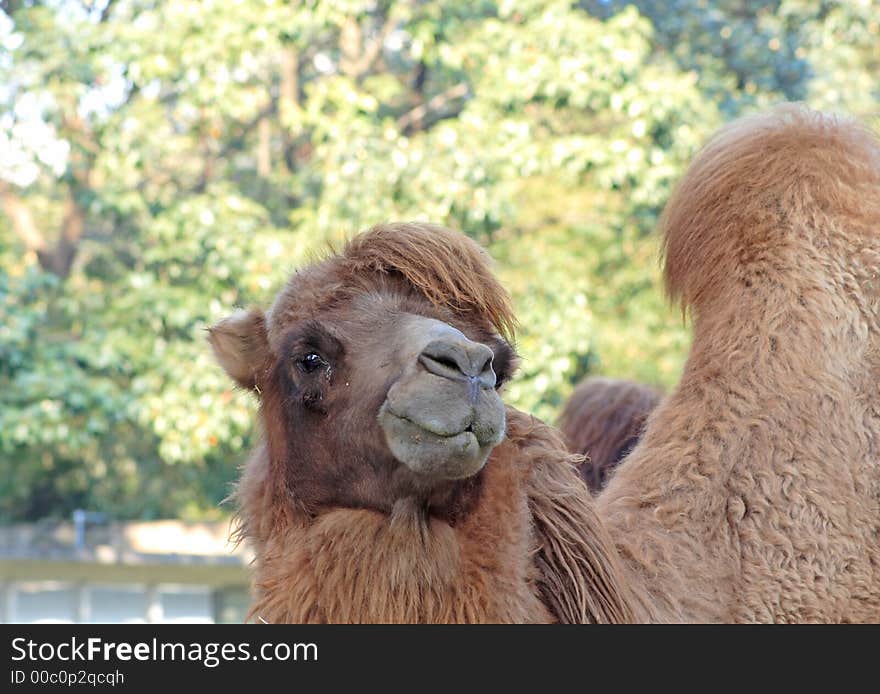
top-left (377, 314), bottom-right (506, 480)
top-left (266, 292), bottom-right (512, 504)
top-left (209, 222), bottom-right (519, 517)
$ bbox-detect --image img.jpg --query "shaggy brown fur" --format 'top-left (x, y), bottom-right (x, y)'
top-left (240, 408), bottom-right (637, 623)
top-left (596, 104), bottom-right (880, 622)
top-left (558, 378), bottom-right (662, 492)
top-left (265, 222), bottom-right (517, 350)
top-left (213, 222), bottom-right (636, 623)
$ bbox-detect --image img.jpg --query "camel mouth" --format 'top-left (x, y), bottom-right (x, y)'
top-left (378, 404), bottom-right (505, 480)
top-left (385, 409), bottom-right (478, 441)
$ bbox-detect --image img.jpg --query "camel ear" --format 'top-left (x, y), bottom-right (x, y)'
top-left (208, 308), bottom-right (270, 391)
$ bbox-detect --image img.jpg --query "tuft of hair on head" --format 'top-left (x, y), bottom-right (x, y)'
top-left (660, 103), bottom-right (880, 315)
top-left (558, 377), bottom-right (662, 492)
top-left (342, 222), bottom-right (518, 343)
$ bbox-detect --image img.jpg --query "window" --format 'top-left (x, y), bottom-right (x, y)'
top-left (12, 582), bottom-right (76, 623)
top-left (86, 586), bottom-right (148, 623)
top-left (214, 586), bottom-right (250, 624)
top-left (158, 585), bottom-right (213, 624)
top-left (2, 580), bottom-right (245, 623)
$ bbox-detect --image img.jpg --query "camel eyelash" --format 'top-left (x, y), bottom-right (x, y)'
top-left (490, 342), bottom-right (516, 388)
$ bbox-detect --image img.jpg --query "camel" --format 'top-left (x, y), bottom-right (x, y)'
top-left (212, 104), bottom-right (880, 622)
top-left (209, 222), bottom-right (636, 623)
top-left (596, 104), bottom-right (880, 621)
top-left (558, 377), bottom-right (662, 492)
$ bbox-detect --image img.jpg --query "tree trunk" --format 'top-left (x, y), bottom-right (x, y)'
top-left (280, 47), bottom-right (301, 173)
top-left (0, 182), bottom-right (88, 279)
top-left (257, 116), bottom-right (271, 178)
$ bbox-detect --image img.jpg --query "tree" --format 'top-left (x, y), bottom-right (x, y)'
top-left (0, 0), bottom-right (874, 521)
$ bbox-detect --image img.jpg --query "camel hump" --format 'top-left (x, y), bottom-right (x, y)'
top-left (660, 103), bottom-right (880, 313)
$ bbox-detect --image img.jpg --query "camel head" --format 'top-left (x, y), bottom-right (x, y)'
top-left (208, 222), bottom-right (518, 517)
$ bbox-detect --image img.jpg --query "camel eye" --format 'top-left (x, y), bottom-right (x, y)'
top-left (299, 353), bottom-right (325, 373)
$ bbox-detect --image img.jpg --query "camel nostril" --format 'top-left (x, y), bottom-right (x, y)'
top-left (419, 337), bottom-right (496, 388)
top-left (426, 354), bottom-right (460, 373)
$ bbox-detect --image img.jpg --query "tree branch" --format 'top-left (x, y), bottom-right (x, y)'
top-left (397, 82), bottom-right (470, 134)
top-left (280, 47), bottom-right (300, 106)
top-left (0, 1), bottom-right (25, 17)
top-left (99, 0), bottom-right (118, 23)
top-left (0, 182), bottom-right (47, 253)
top-left (356, 15), bottom-right (397, 78)
top-left (191, 99), bottom-right (279, 194)
top-left (257, 116), bottom-right (271, 178)
top-left (338, 16), bottom-right (364, 77)
top-left (0, 181), bottom-right (87, 278)
top-left (280, 47), bottom-right (300, 173)
top-left (339, 13), bottom-right (398, 81)
top-left (48, 187), bottom-right (86, 277)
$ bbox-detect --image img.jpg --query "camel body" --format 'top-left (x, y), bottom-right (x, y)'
top-left (600, 105), bottom-right (880, 622)
top-left (213, 105), bottom-right (880, 623)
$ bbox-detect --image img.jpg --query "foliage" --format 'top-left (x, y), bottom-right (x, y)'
top-left (0, 0), bottom-right (876, 520)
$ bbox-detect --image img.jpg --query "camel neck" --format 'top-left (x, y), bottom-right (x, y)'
top-left (245, 441), bottom-right (553, 623)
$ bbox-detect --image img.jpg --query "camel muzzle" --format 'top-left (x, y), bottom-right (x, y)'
top-left (377, 318), bottom-right (507, 479)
